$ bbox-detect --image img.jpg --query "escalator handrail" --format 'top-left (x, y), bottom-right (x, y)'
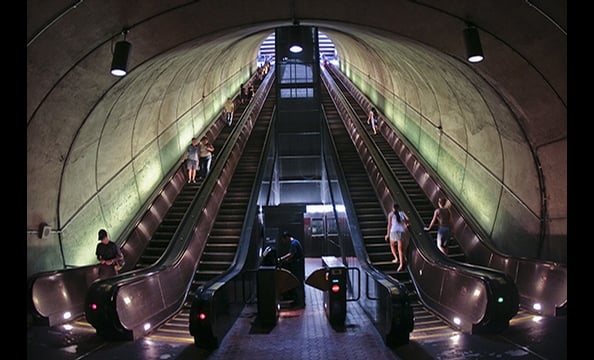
top-left (319, 98), bottom-right (415, 340)
top-left (327, 65), bottom-right (566, 317)
top-left (27, 72), bottom-right (266, 327)
top-left (321, 66), bottom-right (519, 333)
top-left (84, 72), bottom-right (276, 340)
top-left (188, 83), bottom-right (279, 347)
top-left (323, 67), bottom-right (506, 276)
top-left (27, 162), bottom-right (187, 326)
top-left (319, 99), bottom-right (409, 293)
top-left (192, 90), bottom-right (277, 295)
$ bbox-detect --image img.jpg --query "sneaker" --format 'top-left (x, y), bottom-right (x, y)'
top-left (391, 259), bottom-right (398, 263)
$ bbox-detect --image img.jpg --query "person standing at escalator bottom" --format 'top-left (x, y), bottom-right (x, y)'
top-left (96, 229), bottom-right (124, 279)
top-left (278, 231), bottom-right (305, 308)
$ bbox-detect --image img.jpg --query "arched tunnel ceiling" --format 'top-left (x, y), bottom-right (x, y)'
top-left (26, 1), bottom-right (566, 273)
top-left (27, 0), bottom-right (566, 123)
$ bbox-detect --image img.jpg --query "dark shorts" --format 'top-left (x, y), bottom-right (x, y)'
top-left (437, 226), bottom-right (451, 247)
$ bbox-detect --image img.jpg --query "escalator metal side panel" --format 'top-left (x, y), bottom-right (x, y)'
top-left (28, 264), bottom-right (99, 326)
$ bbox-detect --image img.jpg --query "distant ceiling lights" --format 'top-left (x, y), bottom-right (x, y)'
top-left (289, 44), bottom-right (303, 53)
top-left (463, 23), bottom-right (484, 63)
top-left (110, 29), bottom-right (131, 76)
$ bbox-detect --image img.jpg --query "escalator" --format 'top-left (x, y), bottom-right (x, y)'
top-left (134, 94), bottom-right (250, 270)
top-left (325, 68), bottom-right (464, 266)
top-left (107, 99), bottom-right (258, 342)
top-left (326, 65), bottom-right (566, 318)
top-left (321, 63), bottom-right (520, 335)
top-left (27, 75), bottom-right (258, 329)
top-left (324, 75), bottom-right (470, 339)
top-left (83, 72), bottom-right (275, 340)
top-left (78, 76), bottom-right (273, 340)
top-left (319, 82), bottom-right (457, 340)
top-left (186, 66), bottom-right (513, 347)
top-left (190, 83), bottom-right (414, 348)
top-left (134, 181), bottom-right (201, 268)
top-left (148, 85), bottom-right (276, 341)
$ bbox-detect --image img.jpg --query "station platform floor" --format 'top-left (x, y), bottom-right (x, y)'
top-left (26, 258), bottom-right (567, 359)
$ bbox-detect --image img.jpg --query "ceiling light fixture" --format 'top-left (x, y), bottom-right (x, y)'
top-left (289, 44), bottom-right (303, 53)
top-left (111, 29), bottom-right (131, 76)
top-left (463, 23), bottom-right (484, 63)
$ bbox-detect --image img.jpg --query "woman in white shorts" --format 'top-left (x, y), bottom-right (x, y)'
top-left (385, 202), bottom-right (410, 272)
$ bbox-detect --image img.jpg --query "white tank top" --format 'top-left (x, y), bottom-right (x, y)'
top-left (390, 211), bottom-right (406, 233)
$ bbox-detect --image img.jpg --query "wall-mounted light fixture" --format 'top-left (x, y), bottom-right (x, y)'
top-left (463, 23), bottom-right (484, 63)
top-left (110, 29), bottom-right (131, 76)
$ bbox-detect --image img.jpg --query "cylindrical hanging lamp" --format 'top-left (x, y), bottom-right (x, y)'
top-left (463, 24), bottom-right (484, 63)
top-left (110, 40), bottom-right (131, 76)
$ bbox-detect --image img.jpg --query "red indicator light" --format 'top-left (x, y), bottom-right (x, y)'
top-left (331, 284), bottom-right (340, 293)
top-left (90, 303), bottom-right (98, 310)
top-left (199, 313), bottom-right (207, 320)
